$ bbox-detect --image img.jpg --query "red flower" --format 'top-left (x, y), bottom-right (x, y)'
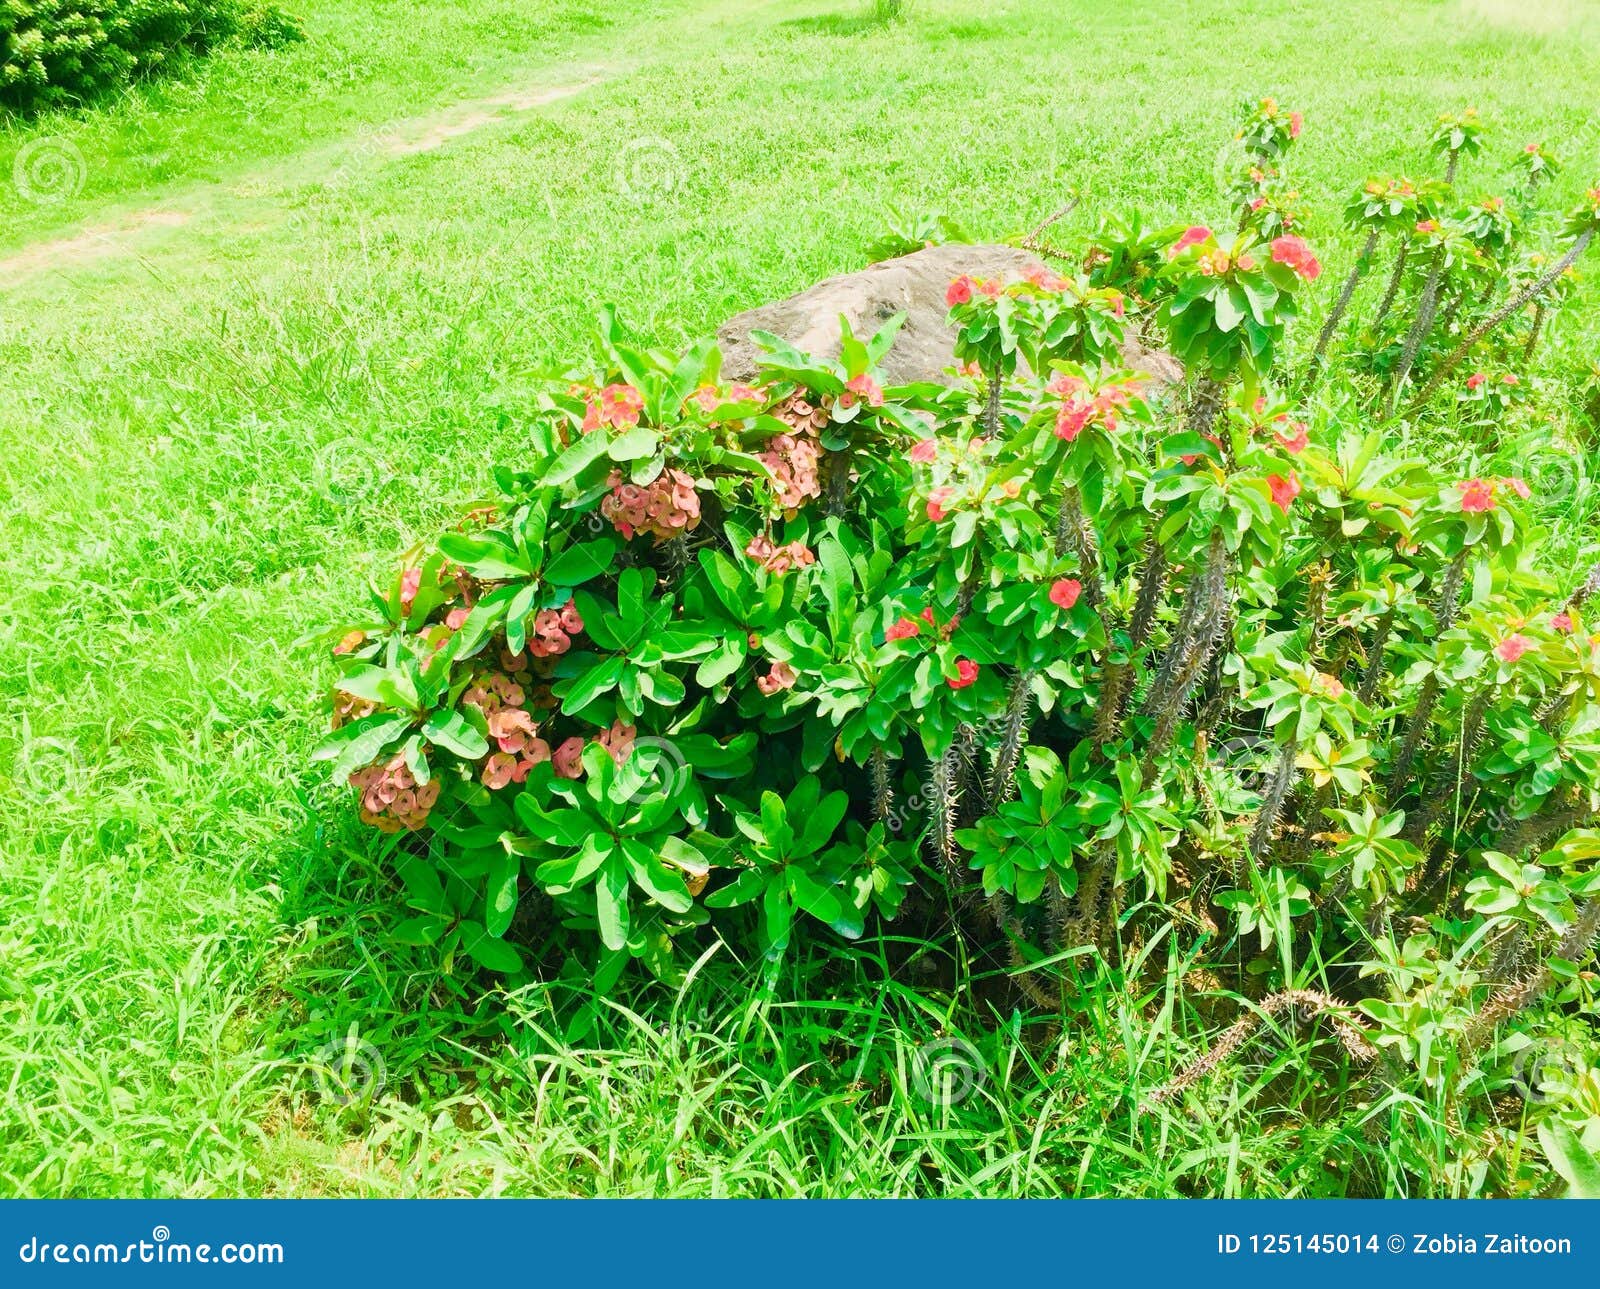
top-left (1289, 111), bottom-right (1303, 139)
top-left (945, 276), bottom-right (975, 307)
top-left (947, 659), bottom-right (979, 690)
top-left (1055, 398), bottom-right (1093, 441)
top-left (582, 382), bottom-right (644, 433)
top-left (1415, 219), bottom-right (1439, 234)
top-left (1506, 476), bottom-right (1530, 499)
top-left (1268, 471), bottom-right (1301, 513)
top-left (688, 385), bottom-right (720, 414)
top-left (1526, 142), bottom-right (1541, 154)
top-left (1552, 612), bottom-right (1575, 633)
top-left (926, 486), bottom-right (955, 522)
top-left (1269, 235), bottom-right (1321, 281)
top-left (1501, 373), bottom-right (1519, 386)
top-left (908, 438), bottom-right (938, 464)
top-left (1172, 225), bottom-right (1212, 254)
top-left (1023, 263), bottom-right (1068, 292)
top-left (1048, 578), bottom-right (1082, 609)
top-left (1457, 478), bottom-right (1496, 513)
top-left (885, 616), bottom-right (921, 642)
top-left (920, 607), bottom-right (937, 626)
top-left (1273, 421), bottom-right (1309, 454)
top-left (978, 279), bottom-right (1003, 299)
top-left (845, 373), bottom-right (884, 407)
top-left (1496, 634), bottom-right (1532, 664)
top-left (1466, 372), bottom-right (1486, 390)
top-left (553, 737), bottom-right (586, 779)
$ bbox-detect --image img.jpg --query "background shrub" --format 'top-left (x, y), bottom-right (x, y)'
top-left (0, 0), bottom-right (302, 112)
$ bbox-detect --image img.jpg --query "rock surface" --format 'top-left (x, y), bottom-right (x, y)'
top-left (717, 242), bottom-right (1182, 388)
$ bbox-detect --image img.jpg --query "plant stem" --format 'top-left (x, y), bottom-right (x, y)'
top-left (987, 669), bottom-right (1035, 807)
top-left (1247, 739), bottom-right (1299, 867)
top-left (1127, 533), bottom-right (1168, 651)
top-left (1407, 227), bottom-right (1594, 412)
top-left (1388, 549), bottom-right (1468, 795)
top-left (1523, 301), bottom-right (1545, 363)
top-left (1356, 607), bottom-right (1396, 707)
top-left (870, 746), bottom-right (893, 822)
top-left (1304, 229), bottom-right (1378, 386)
top-left (1389, 243), bottom-right (1448, 407)
top-left (1372, 237), bottom-right (1410, 332)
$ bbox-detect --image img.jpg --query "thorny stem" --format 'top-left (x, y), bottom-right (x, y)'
top-left (1304, 229), bottom-right (1378, 386)
top-left (987, 669), bottom-right (1036, 808)
top-left (1372, 237), bottom-right (1410, 333)
top-left (1523, 301), bottom-right (1546, 363)
top-left (1127, 534), bottom-right (1168, 651)
top-left (1140, 990), bottom-right (1378, 1112)
top-left (1389, 242), bottom-right (1448, 408)
top-left (1356, 607), bottom-right (1397, 707)
top-left (1408, 227), bottom-right (1594, 412)
top-left (1388, 549), bottom-right (1468, 795)
top-left (1459, 899), bottom-right (1600, 1060)
top-left (870, 746), bottom-right (893, 822)
top-left (1247, 739), bottom-right (1299, 868)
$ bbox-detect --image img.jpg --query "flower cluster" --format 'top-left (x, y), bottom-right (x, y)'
top-left (1269, 235), bottom-right (1321, 280)
top-left (601, 467), bottom-right (702, 542)
top-left (1048, 369), bottom-right (1145, 441)
top-left (580, 382), bottom-right (645, 433)
top-left (757, 422), bottom-right (823, 516)
top-left (350, 754), bottom-right (442, 833)
top-left (745, 533), bottom-right (817, 576)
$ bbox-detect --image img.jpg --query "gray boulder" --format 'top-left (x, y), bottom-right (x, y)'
top-left (717, 242), bottom-right (1182, 388)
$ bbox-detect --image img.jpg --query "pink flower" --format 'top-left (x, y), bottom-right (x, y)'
top-left (1048, 578), bottom-right (1082, 610)
top-left (582, 383), bottom-right (644, 433)
top-left (1289, 111), bottom-right (1303, 139)
top-left (1023, 263), bottom-right (1068, 292)
top-left (1249, 196), bottom-right (1265, 212)
top-left (908, 438), bottom-right (938, 464)
top-left (946, 276), bottom-right (975, 307)
top-left (1316, 672), bottom-right (1344, 699)
top-left (1055, 398), bottom-right (1093, 441)
top-left (1501, 373), bottom-right (1519, 386)
top-left (885, 616), bottom-right (921, 642)
top-left (947, 659), bottom-right (979, 690)
top-left (400, 567), bottom-right (422, 615)
top-left (1506, 476), bottom-right (1530, 499)
top-left (926, 487), bottom-right (955, 522)
top-left (756, 661), bottom-right (797, 696)
top-left (1496, 634), bottom-right (1532, 664)
top-left (333, 629), bottom-right (365, 656)
top-left (1466, 372), bottom-right (1486, 390)
top-left (1416, 219), bottom-right (1440, 234)
top-left (1526, 142), bottom-right (1541, 154)
top-left (1268, 472), bottom-right (1301, 513)
top-left (688, 385), bottom-right (720, 414)
top-left (1457, 478), bottom-right (1496, 513)
top-left (845, 373), bottom-right (884, 407)
top-left (978, 279), bottom-right (1003, 299)
top-left (1273, 421), bottom-right (1309, 454)
top-left (1172, 225), bottom-right (1212, 254)
top-left (1270, 235), bottom-right (1321, 281)
top-left (553, 737), bottom-right (586, 779)
top-left (482, 753), bottom-right (518, 790)
top-left (1552, 612), bottom-right (1575, 633)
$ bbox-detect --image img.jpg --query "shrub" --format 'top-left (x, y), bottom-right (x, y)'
top-left (0, 0), bottom-right (302, 112)
top-left (316, 99), bottom-right (1600, 1189)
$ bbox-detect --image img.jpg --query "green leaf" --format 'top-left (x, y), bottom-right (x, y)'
top-left (594, 855), bottom-right (631, 951)
top-left (314, 713), bottom-right (414, 781)
top-left (437, 533), bottom-right (532, 581)
top-left (421, 709), bottom-right (489, 760)
top-left (484, 852), bottom-right (520, 938)
top-left (607, 426), bottom-right (658, 461)
top-left (1539, 1119), bottom-right (1600, 1199)
top-left (460, 921), bottom-right (523, 973)
top-left (544, 538), bottom-right (616, 587)
top-left (543, 430), bottom-right (613, 486)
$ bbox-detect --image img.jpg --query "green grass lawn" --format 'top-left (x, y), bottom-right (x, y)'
top-left (2, 0), bottom-right (1598, 1197)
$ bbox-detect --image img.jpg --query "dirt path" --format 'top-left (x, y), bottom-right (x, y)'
top-left (0, 73), bottom-right (607, 283)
